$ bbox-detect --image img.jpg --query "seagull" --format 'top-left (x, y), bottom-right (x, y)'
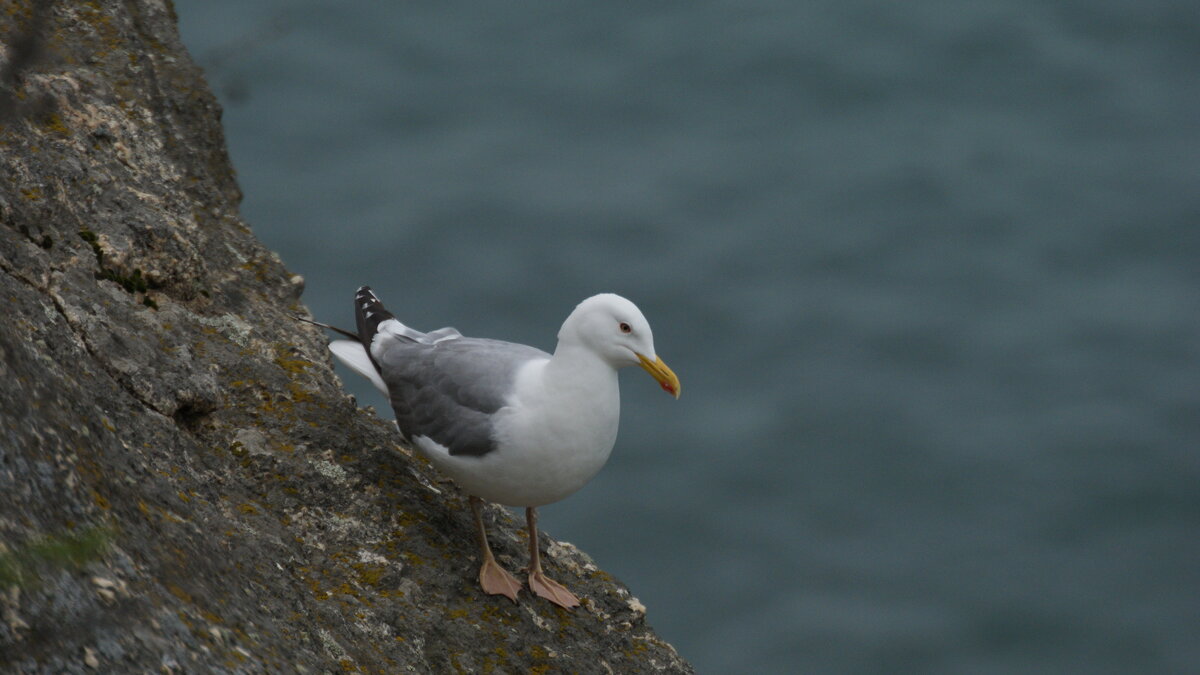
top-left (320, 287), bottom-right (680, 608)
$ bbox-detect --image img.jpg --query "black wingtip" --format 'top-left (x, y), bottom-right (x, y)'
top-left (353, 286), bottom-right (395, 354)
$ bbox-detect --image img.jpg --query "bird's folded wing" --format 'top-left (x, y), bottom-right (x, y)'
top-left (377, 337), bottom-right (548, 457)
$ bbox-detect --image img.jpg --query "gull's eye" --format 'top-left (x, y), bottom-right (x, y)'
top-left (619, 322), bottom-right (632, 334)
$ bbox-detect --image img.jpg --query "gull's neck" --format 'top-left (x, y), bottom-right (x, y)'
top-left (544, 340), bottom-right (619, 395)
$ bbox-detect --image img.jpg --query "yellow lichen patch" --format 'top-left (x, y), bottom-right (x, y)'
top-left (392, 509), bottom-right (422, 530)
top-left (528, 645), bottom-right (550, 660)
top-left (479, 646), bottom-right (512, 674)
top-left (159, 509), bottom-right (187, 524)
top-left (77, 1), bottom-right (126, 63)
top-left (287, 380), bottom-right (315, 404)
top-left (273, 354), bottom-right (311, 375)
top-left (351, 563), bottom-right (385, 587)
top-left (301, 575), bottom-right (323, 598)
top-left (239, 259), bottom-right (275, 283)
top-left (167, 584), bottom-right (193, 603)
top-left (526, 646), bottom-right (553, 675)
top-left (587, 569), bottom-right (614, 583)
top-left (38, 113), bottom-right (70, 136)
top-left (478, 603), bottom-right (519, 627)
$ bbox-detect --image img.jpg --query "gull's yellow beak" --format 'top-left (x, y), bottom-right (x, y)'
top-left (637, 353), bottom-right (681, 399)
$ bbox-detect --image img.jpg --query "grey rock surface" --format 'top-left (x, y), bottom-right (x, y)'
top-left (0, 2), bottom-right (692, 672)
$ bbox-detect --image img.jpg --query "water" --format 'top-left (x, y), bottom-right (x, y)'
top-left (174, 2), bottom-right (1200, 671)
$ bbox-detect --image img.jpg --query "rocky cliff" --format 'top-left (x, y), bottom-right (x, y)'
top-left (0, 2), bottom-right (692, 672)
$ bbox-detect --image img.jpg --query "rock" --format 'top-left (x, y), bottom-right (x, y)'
top-left (0, 2), bottom-right (692, 672)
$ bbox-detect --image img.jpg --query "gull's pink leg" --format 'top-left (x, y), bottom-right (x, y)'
top-left (470, 496), bottom-right (520, 602)
top-left (525, 507), bottom-right (580, 609)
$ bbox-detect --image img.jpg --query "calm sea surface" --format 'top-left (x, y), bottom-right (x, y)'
top-left (175, 2), bottom-right (1200, 671)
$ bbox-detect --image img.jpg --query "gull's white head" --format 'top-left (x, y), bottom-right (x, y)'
top-left (558, 293), bottom-right (681, 398)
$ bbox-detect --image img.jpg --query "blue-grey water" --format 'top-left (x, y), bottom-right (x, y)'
top-left (174, 2), bottom-right (1200, 672)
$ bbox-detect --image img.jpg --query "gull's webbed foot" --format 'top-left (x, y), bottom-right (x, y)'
top-left (479, 557), bottom-right (521, 603)
top-left (528, 569), bottom-right (580, 609)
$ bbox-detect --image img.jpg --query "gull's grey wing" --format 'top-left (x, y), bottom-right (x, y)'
top-left (376, 337), bottom-right (548, 457)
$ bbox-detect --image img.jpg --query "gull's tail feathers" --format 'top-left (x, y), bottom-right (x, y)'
top-left (329, 340), bottom-right (389, 395)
